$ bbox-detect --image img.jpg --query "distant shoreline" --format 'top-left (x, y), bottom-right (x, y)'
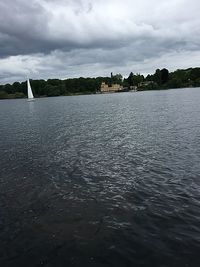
top-left (0, 86), bottom-right (198, 100)
top-left (0, 67), bottom-right (200, 99)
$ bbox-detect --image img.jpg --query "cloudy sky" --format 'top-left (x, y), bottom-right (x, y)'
top-left (0, 0), bottom-right (200, 84)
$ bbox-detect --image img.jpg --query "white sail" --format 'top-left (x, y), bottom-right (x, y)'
top-left (27, 79), bottom-right (34, 99)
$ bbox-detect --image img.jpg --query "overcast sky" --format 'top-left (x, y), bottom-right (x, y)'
top-left (0, 0), bottom-right (200, 84)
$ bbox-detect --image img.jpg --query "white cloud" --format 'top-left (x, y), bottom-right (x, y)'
top-left (1, 48), bottom-right (200, 84)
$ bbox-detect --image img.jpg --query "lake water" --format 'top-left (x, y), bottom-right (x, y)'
top-left (0, 88), bottom-right (200, 267)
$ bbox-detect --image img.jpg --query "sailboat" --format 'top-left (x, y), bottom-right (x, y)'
top-left (27, 79), bottom-right (35, 101)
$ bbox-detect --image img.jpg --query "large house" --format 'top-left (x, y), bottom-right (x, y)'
top-left (100, 82), bottom-right (123, 93)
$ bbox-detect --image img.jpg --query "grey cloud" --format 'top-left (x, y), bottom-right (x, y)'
top-left (0, 0), bottom-right (200, 83)
top-left (0, 0), bottom-right (198, 55)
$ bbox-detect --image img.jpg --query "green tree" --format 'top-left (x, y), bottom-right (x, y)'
top-left (133, 73), bottom-right (144, 85)
top-left (161, 68), bottom-right (169, 84)
top-left (167, 78), bottom-right (182, 88)
top-left (112, 74), bottom-right (123, 84)
top-left (146, 74), bottom-right (154, 81)
top-left (4, 84), bottom-right (14, 94)
top-left (153, 69), bottom-right (161, 85)
top-left (190, 68), bottom-right (200, 80)
top-left (44, 84), bottom-right (60, 96)
top-left (127, 72), bottom-right (134, 87)
top-left (12, 82), bottom-right (22, 93)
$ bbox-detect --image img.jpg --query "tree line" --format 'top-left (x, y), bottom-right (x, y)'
top-left (0, 67), bottom-right (200, 99)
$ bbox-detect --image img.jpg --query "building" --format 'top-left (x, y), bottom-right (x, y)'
top-left (100, 82), bottom-right (123, 93)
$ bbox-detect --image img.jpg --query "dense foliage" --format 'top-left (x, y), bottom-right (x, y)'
top-left (0, 68), bottom-right (200, 99)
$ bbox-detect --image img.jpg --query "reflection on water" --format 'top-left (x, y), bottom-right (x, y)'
top-left (0, 88), bottom-right (200, 267)
top-left (28, 100), bottom-right (35, 114)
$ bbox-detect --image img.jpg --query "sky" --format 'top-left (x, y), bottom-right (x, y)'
top-left (0, 0), bottom-right (200, 84)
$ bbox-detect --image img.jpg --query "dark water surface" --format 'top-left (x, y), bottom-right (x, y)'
top-left (0, 88), bottom-right (200, 267)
